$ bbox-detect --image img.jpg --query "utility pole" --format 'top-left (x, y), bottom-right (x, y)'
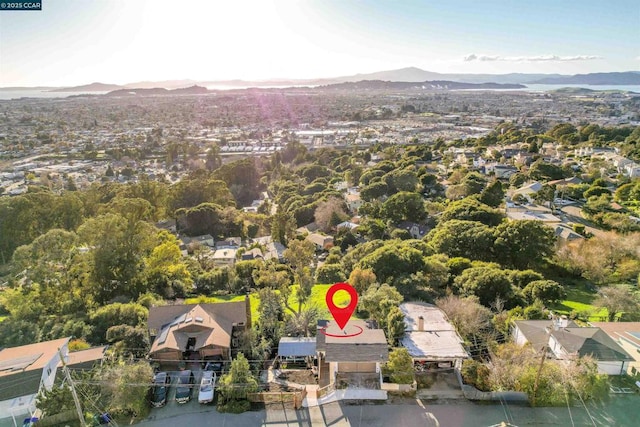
top-left (531, 344), bottom-right (547, 407)
top-left (58, 347), bottom-right (87, 427)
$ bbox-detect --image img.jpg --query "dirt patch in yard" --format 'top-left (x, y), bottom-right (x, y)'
top-left (277, 370), bottom-right (317, 385)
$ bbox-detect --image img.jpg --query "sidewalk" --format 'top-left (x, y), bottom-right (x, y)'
top-left (302, 388), bottom-right (387, 407)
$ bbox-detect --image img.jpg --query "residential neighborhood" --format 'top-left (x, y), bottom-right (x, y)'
top-left (1, 34), bottom-right (640, 427)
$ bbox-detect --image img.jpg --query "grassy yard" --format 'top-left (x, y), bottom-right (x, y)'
top-left (185, 293), bottom-right (261, 321)
top-left (286, 284), bottom-right (362, 320)
top-left (186, 284), bottom-right (362, 324)
top-left (549, 284), bottom-right (609, 321)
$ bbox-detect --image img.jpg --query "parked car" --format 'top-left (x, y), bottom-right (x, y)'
top-left (150, 372), bottom-right (170, 407)
top-left (204, 355), bottom-right (224, 374)
top-left (554, 198), bottom-right (573, 206)
top-left (198, 371), bottom-right (216, 404)
top-left (175, 370), bottom-right (195, 404)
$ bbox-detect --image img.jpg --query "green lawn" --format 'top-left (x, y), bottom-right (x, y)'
top-left (549, 284), bottom-right (609, 321)
top-left (185, 293), bottom-right (261, 322)
top-left (186, 284), bottom-right (362, 324)
top-left (286, 284), bottom-right (362, 320)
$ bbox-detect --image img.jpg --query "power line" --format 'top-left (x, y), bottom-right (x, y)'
top-left (564, 389), bottom-right (575, 427)
top-left (59, 346), bottom-right (87, 427)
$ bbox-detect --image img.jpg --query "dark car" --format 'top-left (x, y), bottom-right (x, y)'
top-left (150, 372), bottom-right (170, 407)
top-left (175, 370), bottom-right (195, 404)
top-left (204, 355), bottom-right (224, 374)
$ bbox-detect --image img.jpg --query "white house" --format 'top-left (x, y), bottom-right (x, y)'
top-left (399, 302), bottom-right (469, 368)
top-left (512, 320), bottom-right (632, 375)
top-left (624, 163), bottom-right (640, 178)
top-left (306, 233), bottom-right (334, 251)
top-left (345, 193), bottom-right (363, 213)
top-left (211, 248), bottom-right (238, 267)
top-left (0, 337), bottom-right (70, 425)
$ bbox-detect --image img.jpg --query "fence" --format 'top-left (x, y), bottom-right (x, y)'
top-left (316, 382), bottom-right (336, 399)
top-left (247, 389), bottom-right (307, 409)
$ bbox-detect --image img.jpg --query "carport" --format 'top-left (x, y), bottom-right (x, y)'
top-left (277, 337), bottom-right (316, 369)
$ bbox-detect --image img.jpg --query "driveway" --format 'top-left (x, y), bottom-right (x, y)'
top-left (559, 205), bottom-right (607, 238)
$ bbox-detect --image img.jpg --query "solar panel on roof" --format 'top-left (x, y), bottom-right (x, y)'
top-left (0, 353), bottom-right (42, 372)
top-left (628, 331), bottom-right (640, 340)
top-left (157, 327), bottom-right (170, 345)
top-left (157, 313), bottom-right (188, 344)
top-left (173, 313), bottom-right (187, 325)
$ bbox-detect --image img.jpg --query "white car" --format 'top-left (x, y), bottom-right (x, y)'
top-left (198, 371), bottom-right (216, 404)
top-left (554, 198), bottom-right (573, 206)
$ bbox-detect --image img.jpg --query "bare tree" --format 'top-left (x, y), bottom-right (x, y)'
top-left (593, 285), bottom-right (640, 321)
top-left (314, 197), bottom-right (349, 232)
top-left (436, 294), bottom-right (493, 344)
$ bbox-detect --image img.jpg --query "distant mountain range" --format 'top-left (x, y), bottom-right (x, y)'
top-left (49, 82), bottom-right (125, 92)
top-left (104, 85), bottom-right (210, 96)
top-left (97, 81), bottom-right (524, 97)
top-left (528, 72), bottom-right (640, 85)
top-left (319, 80), bottom-right (526, 90)
top-left (2, 68), bottom-right (640, 92)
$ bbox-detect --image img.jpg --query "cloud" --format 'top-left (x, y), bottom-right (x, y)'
top-left (463, 54), bottom-right (602, 62)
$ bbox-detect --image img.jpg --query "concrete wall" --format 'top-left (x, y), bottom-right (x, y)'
top-left (381, 381), bottom-right (417, 392)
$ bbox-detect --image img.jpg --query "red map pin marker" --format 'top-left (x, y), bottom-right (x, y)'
top-left (326, 282), bottom-right (358, 330)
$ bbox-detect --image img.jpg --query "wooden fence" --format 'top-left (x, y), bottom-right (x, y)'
top-left (247, 388), bottom-right (307, 409)
top-left (316, 382), bottom-right (336, 399)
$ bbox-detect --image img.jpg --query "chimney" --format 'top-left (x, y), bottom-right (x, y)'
top-left (418, 316), bottom-right (424, 332)
top-left (559, 315), bottom-right (568, 329)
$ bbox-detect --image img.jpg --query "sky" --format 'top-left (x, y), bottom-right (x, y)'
top-left (0, 0), bottom-right (639, 86)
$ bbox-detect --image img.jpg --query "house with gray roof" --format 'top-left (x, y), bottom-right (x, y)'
top-left (315, 319), bottom-right (388, 394)
top-left (512, 319), bottom-right (633, 375)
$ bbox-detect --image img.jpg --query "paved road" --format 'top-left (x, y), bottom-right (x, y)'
top-left (136, 396), bottom-right (640, 427)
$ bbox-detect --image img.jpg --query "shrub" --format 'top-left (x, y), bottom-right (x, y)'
top-left (461, 359), bottom-right (491, 391)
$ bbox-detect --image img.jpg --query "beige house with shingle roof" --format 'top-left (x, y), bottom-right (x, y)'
top-left (590, 322), bottom-right (640, 375)
top-left (148, 300), bottom-right (249, 362)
